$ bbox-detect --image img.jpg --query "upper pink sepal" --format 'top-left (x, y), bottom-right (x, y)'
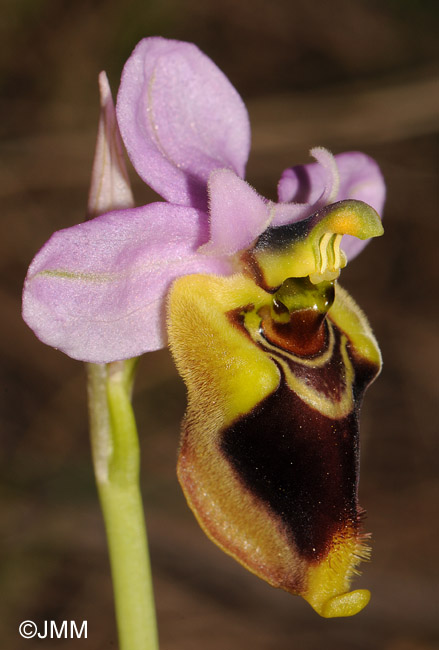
top-left (199, 169), bottom-right (272, 256)
top-left (22, 204), bottom-right (232, 363)
top-left (116, 37), bottom-right (251, 210)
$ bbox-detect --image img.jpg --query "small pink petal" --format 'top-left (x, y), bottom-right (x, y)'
top-left (335, 151), bottom-right (386, 215)
top-left (276, 147), bottom-right (339, 220)
top-left (23, 204), bottom-right (231, 363)
top-left (277, 150), bottom-right (385, 215)
top-left (273, 148), bottom-right (339, 228)
top-left (199, 169), bottom-right (272, 256)
top-left (276, 150), bottom-right (385, 260)
top-left (116, 37), bottom-right (251, 210)
top-left (277, 162), bottom-right (325, 206)
top-left (309, 146), bottom-right (340, 204)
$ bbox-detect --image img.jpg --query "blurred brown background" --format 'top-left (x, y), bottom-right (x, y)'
top-left (1, 1), bottom-right (438, 648)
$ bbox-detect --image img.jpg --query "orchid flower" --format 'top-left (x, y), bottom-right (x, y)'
top-left (23, 37), bottom-right (385, 619)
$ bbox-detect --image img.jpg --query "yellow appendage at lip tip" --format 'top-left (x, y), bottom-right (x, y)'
top-left (305, 586), bottom-right (371, 618)
top-left (303, 534), bottom-right (371, 617)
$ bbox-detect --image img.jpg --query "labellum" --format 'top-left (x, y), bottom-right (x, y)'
top-left (168, 199), bottom-right (382, 617)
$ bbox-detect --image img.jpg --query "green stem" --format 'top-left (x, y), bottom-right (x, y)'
top-left (86, 361), bottom-right (159, 650)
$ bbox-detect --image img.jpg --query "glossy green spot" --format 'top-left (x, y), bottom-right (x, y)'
top-left (271, 277), bottom-right (335, 323)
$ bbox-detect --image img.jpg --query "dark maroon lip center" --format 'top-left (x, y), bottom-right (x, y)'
top-left (220, 310), bottom-right (379, 562)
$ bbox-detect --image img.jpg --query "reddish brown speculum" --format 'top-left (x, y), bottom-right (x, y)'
top-left (260, 306), bottom-right (327, 357)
